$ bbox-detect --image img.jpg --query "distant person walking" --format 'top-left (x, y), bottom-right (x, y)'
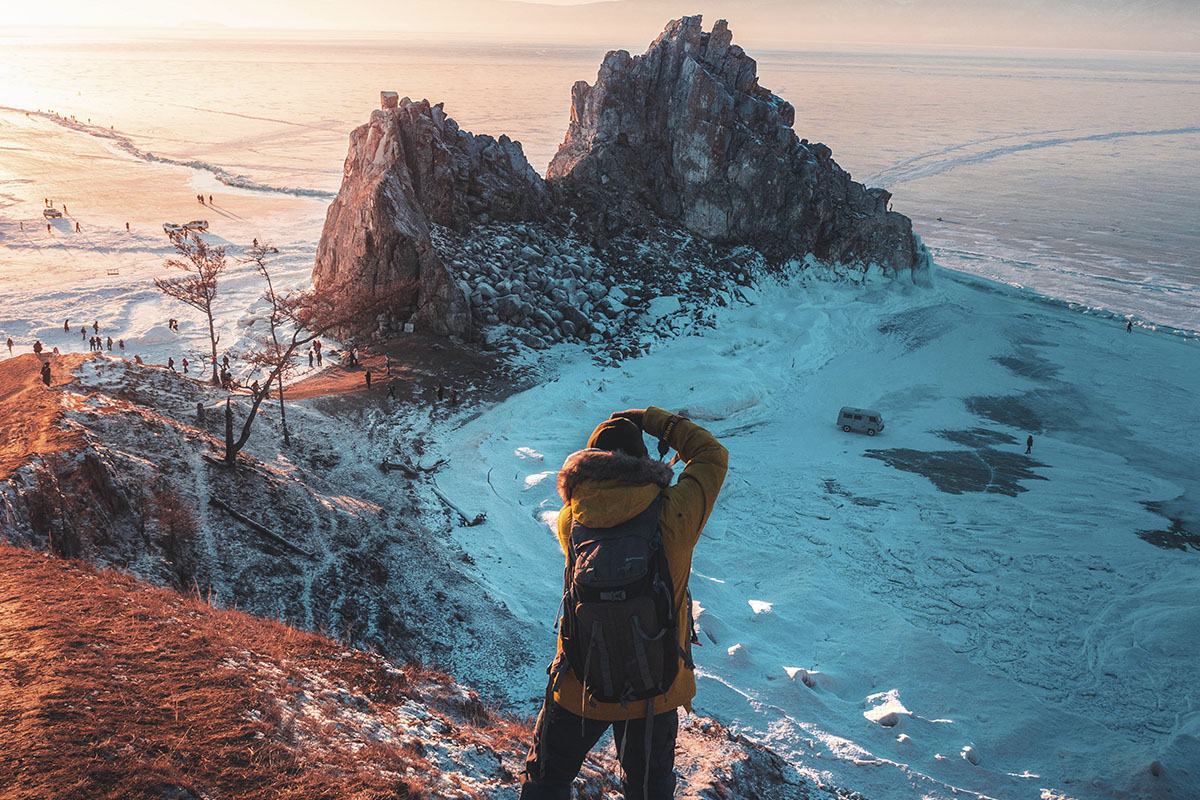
top-left (1025, 435), bottom-right (1033, 455)
top-left (118, 339), bottom-right (125, 350)
top-left (106, 336), bottom-right (113, 351)
top-left (93, 320), bottom-right (99, 334)
top-left (81, 326), bottom-right (87, 340)
top-left (64, 318), bottom-right (70, 333)
top-left (41, 361), bottom-right (51, 388)
top-left (387, 381), bottom-right (396, 401)
top-left (126, 222), bottom-right (130, 231)
top-left (75, 222), bottom-right (80, 233)
top-left (1127, 320), bottom-right (1133, 333)
top-left (5, 337), bottom-right (13, 355)
top-left (182, 357), bottom-right (188, 374)
top-left (167, 357), bottom-right (176, 372)
top-left (33, 340), bottom-right (43, 356)
top-left (308, 350), bottom-right (314, 368)
top-left (365, 369), bottom-right (372, 390)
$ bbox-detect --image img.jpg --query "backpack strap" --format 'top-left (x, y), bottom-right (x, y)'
top-left (642, 694), bottom-right (655, 800)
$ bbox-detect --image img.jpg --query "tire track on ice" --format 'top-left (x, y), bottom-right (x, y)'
top-left (868, 125), bottom-right (1200, 187)
top-left (2, 107), bottom-right (336, 200)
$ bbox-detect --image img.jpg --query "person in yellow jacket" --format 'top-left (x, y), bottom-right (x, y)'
top-left (520, 406), bottom-right (728, 800)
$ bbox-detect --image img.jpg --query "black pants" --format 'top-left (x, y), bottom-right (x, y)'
top-left (519, 701), bottom-right (678, 800)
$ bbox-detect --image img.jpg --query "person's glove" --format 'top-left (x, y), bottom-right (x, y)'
top-left (657, 438), bottom-right (671, 459)
top-left (609, 408), bottom-right (645, 429)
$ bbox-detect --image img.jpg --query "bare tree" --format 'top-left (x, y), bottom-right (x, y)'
top-left (238, 241), bottom-right (294, 445)
top-left (220, 276), bottom-right (412, 466)
top-left (154, 233), bottom-right (226, 385)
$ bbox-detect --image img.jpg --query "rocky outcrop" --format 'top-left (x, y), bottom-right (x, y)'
top-left (315, 18), bottom-right (927, 345)
top-left (547, 15), bottom-right (920, 270)
top-left (313, 96), bottom-right (551, 338)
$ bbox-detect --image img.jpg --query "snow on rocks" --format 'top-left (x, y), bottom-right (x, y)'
top-left (522, 471), bottom-right (555, 491)
top-left (748, 599), bottom-right (773, 616)
top-left (430, 219), bottom-right (759, 356)
top-left (863, 689), bottom-right (912, 728)
top-left (784, 666), bottom-right (819, 689)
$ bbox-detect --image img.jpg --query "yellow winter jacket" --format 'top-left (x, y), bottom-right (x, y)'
top-left (552, 406), bottom-right (728, 721)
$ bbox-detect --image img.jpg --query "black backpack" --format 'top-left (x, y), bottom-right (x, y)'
top-left (559, 496), bottom-right (680, 705)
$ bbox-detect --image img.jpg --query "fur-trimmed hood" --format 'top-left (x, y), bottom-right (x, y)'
top-left (557, 448), bottom-right (673, 528)
top-left (557, 448), bottom-right (674, 502)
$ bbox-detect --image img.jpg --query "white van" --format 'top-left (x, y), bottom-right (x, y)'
top-left (838, 406), bottom-right (884, 436)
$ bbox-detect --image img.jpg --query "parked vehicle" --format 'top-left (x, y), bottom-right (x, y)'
top-left (838, 406), bottom-right (884, 436)
top-left (182, 219), bottom-right (209, 231)
top-left (43, 207), bottom-right (63, 219)
top-left (163, 222), bottom-right (184, 234)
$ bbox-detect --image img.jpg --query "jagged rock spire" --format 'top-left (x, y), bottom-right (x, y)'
top-left (547, 16), bottom-right (920, 270)
top-left (313, 97), bottom-right (550, 338)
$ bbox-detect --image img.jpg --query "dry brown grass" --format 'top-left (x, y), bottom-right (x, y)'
top-left (0, 353), bottom-right (90, 479)
top-left (0, 543), bottom-right (443, 800)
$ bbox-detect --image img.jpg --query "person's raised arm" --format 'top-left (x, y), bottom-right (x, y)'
top-left (626, 406), bottom-right (728, 544)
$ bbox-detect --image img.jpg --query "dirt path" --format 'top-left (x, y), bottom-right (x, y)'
top-left (286, 334), bottom-right (530, 407)
top-left (0, 353), bottom-right (90, 478)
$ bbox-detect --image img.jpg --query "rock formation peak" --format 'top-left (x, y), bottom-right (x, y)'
top-left (547, 15), bottom-right (919, 268)
top-left (313, 95), bottom-right (551, 338)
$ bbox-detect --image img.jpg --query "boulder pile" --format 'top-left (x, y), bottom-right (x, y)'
top-left (432, 219), bottom-right (760, 354)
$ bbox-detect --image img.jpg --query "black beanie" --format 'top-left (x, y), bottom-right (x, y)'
top-left (586, 417), bottom-right (649, 458)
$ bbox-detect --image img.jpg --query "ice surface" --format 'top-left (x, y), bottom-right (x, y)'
top-left (430, 274), bottom-right (1200, 800)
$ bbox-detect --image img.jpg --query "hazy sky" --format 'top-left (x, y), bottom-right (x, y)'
top-left (4, 0), bottom-right (1197, 51)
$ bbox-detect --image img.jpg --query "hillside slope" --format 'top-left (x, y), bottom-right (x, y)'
top-left (0, 354), bottom-right (826, 798)
top-left (0, 544), bottom-right (822, 799)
